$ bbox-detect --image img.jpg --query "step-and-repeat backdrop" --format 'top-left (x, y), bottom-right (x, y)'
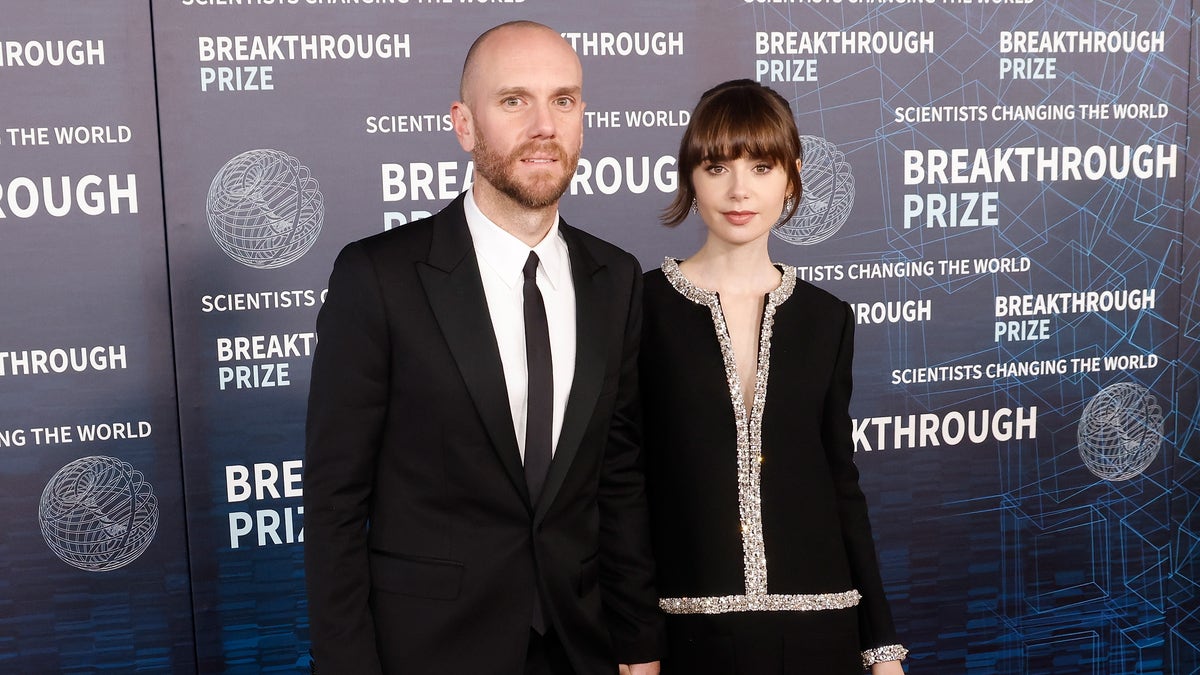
top-left (2, 0), bottom-right (1196, 672)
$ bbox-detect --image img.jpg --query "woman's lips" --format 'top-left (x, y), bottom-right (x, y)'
top-left (722, 211), bottom-right (756, 225)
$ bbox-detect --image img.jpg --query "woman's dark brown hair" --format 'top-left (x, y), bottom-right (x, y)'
top-left (662, 79), bottom-right (803, 227)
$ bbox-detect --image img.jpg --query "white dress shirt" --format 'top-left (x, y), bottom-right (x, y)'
top-left (464, 189), bottom-right (576, 461)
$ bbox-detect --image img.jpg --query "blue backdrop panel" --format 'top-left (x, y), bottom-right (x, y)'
top-left (1169, 0), bottom-right (1200, 670)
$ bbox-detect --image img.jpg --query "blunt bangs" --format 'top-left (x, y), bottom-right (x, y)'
top-left (684, 92), bottom-right (799, 171)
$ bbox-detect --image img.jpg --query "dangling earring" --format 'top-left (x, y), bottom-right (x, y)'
top-left (690, 198), bottom-right (698, 215)
top-left (777, 194), bottom-right (795, 226)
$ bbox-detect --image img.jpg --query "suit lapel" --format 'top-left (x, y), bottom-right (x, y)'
top-left (535, 223), bottom-right (607, 520)
top-left (416, 196), bottom-right (531, 508)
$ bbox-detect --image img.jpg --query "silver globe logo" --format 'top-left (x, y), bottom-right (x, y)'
top-left (773, 135), bottom-right (854, 246)
top-left (207, 149), bottom-right (324, 269)
top-left (1077, 383), bottom-right (1164, 481)
top-left (38, 456), bottom-right (159, 572)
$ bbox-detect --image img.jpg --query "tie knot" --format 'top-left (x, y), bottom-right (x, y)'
top-left (523, 251), bottom-right (540, 281)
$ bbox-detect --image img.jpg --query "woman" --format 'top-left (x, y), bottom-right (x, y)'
top-left (641, 79), bottom-right (907, 673)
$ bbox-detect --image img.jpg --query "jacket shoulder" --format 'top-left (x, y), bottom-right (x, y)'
top-left (641, 263), bottom-right (674, 297)
top-left (347, 212), bottom-right (438, 261)
top-left (561, 223), bottom-right (640, 274)
top-left (791, 275), bottom-right (849, 313)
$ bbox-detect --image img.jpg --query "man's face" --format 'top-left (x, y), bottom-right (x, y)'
top-left (453, 27), bottom-right (584, 210)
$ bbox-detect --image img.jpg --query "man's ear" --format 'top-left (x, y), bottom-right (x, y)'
top-left (451, 101), bottom-right (474, 152)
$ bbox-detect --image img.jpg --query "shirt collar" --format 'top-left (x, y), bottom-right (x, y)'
top-left (464, 188), bottom-right (570, 290)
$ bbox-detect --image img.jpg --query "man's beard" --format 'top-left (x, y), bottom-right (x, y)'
top-left (472, 133), bottom-right (578, 210)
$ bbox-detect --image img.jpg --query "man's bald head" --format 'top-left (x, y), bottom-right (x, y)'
top-left (458, 21), bottom-right (578, 104)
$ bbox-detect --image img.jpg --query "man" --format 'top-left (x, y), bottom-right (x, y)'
top-left (304, 21), bottom-right (663, 675)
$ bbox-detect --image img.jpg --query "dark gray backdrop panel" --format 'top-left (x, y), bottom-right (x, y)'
top-left (153, 3), bottom-right (613, 670)
top-left (0, 1), bottom-right (194, 672)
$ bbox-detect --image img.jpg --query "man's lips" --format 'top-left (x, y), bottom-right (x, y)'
top-left (516, 142), bottom-right (565, 165)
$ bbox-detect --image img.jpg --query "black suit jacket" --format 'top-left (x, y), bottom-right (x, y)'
top-left (304, 194), bottom-right (662, 674)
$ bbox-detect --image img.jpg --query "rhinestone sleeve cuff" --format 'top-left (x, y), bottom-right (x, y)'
top-left (861, 644), bottom-right (908, 668)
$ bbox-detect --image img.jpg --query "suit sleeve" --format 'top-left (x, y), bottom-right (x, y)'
top-left (597, 259), bottom-right (666, 663)
top-left (303, 241), bottom-right (389, 675)
top-left (821, 302), bottom-right (906, 666)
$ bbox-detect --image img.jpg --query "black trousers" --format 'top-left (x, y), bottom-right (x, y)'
top-left (524, 628), bottom-right (576, 675)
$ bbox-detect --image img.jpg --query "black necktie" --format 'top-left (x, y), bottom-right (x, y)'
top-left (522, 251), bottom-right (553, 503)
top-left (523, 251), bottom-right (553, 634)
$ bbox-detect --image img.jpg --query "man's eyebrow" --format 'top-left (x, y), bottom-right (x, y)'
top-left (494, 86), bottom-right (531, 99)
top-left (492, 85), bottom-right (581, 99)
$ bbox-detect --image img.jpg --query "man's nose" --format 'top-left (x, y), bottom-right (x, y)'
top-left (528, 102), bottom-right (557, 138)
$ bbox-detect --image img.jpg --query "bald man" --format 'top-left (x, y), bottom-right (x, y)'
top-left (304, 21), bottom-right (663, 675)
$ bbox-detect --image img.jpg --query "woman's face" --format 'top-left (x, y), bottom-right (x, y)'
top-left (691, 156), bottom-right (793, 247)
